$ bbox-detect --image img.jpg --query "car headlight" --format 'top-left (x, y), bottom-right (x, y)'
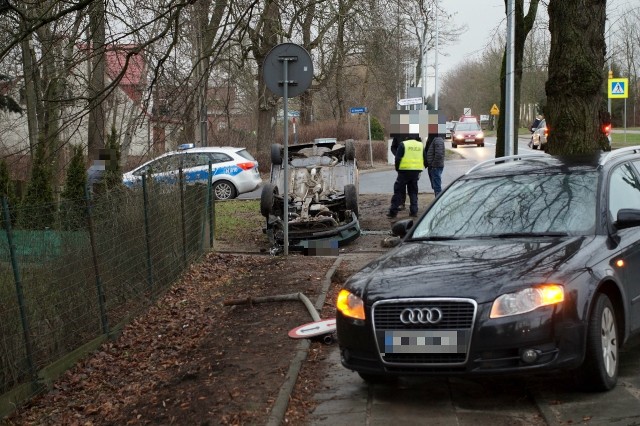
top-left (337, 289), bottom-right (365, 320)
top-left (490, 284), bottom-right (564, 318)
top-left (477, 132), bottom-right (484, 138)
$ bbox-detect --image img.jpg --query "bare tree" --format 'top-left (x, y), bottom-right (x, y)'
top-left (88, 0), bottom-right (106, 161)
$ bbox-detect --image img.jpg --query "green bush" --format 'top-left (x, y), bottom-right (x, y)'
top-left (370, 116), bottom-right (385, 140)
top-left (60, 145), bottom-right (87, 230)
top-left (20, 139), bottom-right (55, 230)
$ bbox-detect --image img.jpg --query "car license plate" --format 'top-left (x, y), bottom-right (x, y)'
top-left (465, 138), bottom-right (474, 142)
top-left (378, 330), bottom-right (469, 354)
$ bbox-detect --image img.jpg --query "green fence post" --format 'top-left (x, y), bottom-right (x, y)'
top-left (84, 186), bottom-right (109, 335)
top-left (179, 168), bottom-right (187, 265)
top-left (142, 175), bottom-right (154, 295)
top-left (2, 196), bottom-right (37, 390)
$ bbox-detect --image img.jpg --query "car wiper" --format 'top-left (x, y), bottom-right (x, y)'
top-left (409, 236), bottom-right (462, 241)
top-left (493, 231), bottom-right (569, 238)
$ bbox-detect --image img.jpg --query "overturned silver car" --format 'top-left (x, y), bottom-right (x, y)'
top-left (260, 139), bottom-right (361, 252)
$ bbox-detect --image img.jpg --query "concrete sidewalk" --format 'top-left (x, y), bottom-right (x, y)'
top-left (307, 343), bottom-right (640, 425)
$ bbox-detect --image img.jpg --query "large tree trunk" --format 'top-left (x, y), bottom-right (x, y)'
top-left (20, 32), bottom-right (39, 158)
top-left (253, 0), bottom-right (281, 159)
top-left (335, 0), bottom-right (347, 140)
top-left (88, 0), bottom-right (106, 161)
top-left (496, 0), bottom-right (539, 158)
top-left (545, 0), bottom-right (608, 154)
top-left (299, 90), bottom-right (313, 125)
top-left (256, 73), bottom-right (277, 154)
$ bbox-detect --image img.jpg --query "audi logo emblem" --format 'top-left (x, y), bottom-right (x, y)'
top-left (400, 307), bottom-right (443, 324)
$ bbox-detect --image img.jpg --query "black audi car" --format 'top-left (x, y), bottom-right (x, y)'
top-left (336, 148), bottom-right (640, 391)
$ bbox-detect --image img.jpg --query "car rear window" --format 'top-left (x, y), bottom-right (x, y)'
top-left (236, 149), bottom-right (256, 161)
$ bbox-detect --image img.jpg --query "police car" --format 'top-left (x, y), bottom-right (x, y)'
top-left (123, 144), bottom-right (262, 200)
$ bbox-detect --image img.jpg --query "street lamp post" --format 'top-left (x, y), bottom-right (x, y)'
top-left (434, 0), bottom-right (439, 110)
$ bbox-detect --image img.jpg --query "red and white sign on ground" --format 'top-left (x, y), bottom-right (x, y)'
top-left (288, 318), bottom-right (336, 339)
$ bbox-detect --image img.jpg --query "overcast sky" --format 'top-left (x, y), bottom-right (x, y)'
top-left (432, 0), bottom-right (506, 92)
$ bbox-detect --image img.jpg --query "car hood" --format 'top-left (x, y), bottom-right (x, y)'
top-left (347, 236), bottom-right (599, 305)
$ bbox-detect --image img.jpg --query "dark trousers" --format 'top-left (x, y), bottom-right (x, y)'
top-left (428, 167), bottom-right (443, 197)
top-left (390, 170), bottom-right (420, 215)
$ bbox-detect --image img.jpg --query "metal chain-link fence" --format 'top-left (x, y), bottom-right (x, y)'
top-left (0, 175), bottom-right (214, 415)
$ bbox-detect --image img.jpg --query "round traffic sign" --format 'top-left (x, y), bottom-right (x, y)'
top-left (288, 318), bottom-right (336, 339)
top-left (263, 43), bottom-right (313, 98)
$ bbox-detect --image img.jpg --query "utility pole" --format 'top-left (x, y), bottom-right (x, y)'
top-left (505, 0), bottom-right (515, 157)
top-left (434, 0), bottom-right (439, 110)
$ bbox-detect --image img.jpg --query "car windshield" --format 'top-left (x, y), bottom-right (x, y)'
top-left (455, 122), bottom-right (481, 131)
top-left (411, 171), bottom-right (598, 239)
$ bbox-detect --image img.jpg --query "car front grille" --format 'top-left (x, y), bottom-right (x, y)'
top-left (372, 298), bottom-right (477, 366)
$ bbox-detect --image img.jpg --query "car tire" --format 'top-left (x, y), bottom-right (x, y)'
top-left (213, 180), bottom-right (237, 200)
top-left (579, 293), bottom-right (618, 391)
top-left (344, 140), bottom-right (356, 162)
top-left (452, 142), bottom-right (457, 148)
top-left (260, 183), bottom-right (278, 218)
top-left (344, 184), bottom-right (358, 216)
top-left (271, 144), bottom-right (283, 165)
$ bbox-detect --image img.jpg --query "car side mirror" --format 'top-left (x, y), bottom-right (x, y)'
top-left (615, 208), bottom-right (640, 230)
top-left (391, 219), bottom-right (414, 238)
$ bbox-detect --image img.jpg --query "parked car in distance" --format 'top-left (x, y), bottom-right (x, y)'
top-left (260, 139), bottom-right (360, 252)
top-left (337, 148), bottom-right (640, 391)
top-left (122, 144), bottom-right (262, 200)
top-left (451, 121), bottom-right (484, 147)
top-left (531, 119), bottom-right (548, 151)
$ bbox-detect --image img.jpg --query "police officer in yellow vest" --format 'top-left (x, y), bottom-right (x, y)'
top-left (387, 135), bottom-right (427, 218)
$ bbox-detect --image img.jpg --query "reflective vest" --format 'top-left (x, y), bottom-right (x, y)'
top-left (398, 140), bottom-right (424, 171)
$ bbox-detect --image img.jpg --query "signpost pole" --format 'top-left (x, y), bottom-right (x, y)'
top-left (367, 112), bottom-right (373, 167)
top-left (625, 98), bottom-right (627, 143)
top-left (281, 58), bottom-right (290, 256)
top-left (263, 43), bottom-right (313, 256)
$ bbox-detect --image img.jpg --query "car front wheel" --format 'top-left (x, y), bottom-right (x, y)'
top-left (213, 180), bottom-right (237, 200)
top-left (579, 293), bottom-right (618, 391)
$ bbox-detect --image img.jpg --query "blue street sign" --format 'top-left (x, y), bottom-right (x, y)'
top-left (350, 107), bottom-right (368, 114)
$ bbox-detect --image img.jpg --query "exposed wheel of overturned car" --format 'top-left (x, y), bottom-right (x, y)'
top-left (271, 143), bottom-right (283, 165)
top-left (344, 140), bottom-right (355, 162)
top-left (260, 182), bottom-right (279, 217)
top-left (344, 184), bottom-right (358, 217)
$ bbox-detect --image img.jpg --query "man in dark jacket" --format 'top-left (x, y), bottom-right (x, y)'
top-left (426, 135), bottom-right (445, 197)
top-left (387, 135), bottom-right (427, 218)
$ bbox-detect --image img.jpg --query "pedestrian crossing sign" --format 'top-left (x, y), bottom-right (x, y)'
top-left (608, 78), bottom-right (628, 99)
